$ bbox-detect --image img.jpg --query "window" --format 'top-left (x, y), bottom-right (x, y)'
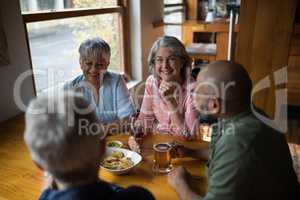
top-left (163, 0), bottom-right (185, 39)
top-left (20, 0), bottom-right (129, 94)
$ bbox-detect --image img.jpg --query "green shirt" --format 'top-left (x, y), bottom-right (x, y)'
top-left (199, 111), bottom-right (299, 200)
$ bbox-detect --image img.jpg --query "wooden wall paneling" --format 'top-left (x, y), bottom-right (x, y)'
top-left (251, 0), bottom-right (279, 116)
top-left (288, 55), bottom-right (300, 105)
top-left (237, 0), bottom-right (297, 117)
top-left (216, 32), bottom-right (228, 60)
top-left (236, 0), bottom-right (257, 74)
top-left (290, 34), bottom-right (300, 56)
top-left (186, 0), bottom-right (198, 20)
top-left (182, 24), bottom-right (194, 45)
top-left (266, 0), bottom-right (296, 115)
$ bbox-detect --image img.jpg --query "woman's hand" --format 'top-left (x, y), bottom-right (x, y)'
top-left (159, 81), bottom-right (179, 110)
top-left (128, 136), bottom-right (141, 153)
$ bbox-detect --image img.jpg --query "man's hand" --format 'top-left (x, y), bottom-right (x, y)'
top-left (167, 166), bottom-right (200, 200)
top-left (167, 166), bottom-right (188, 189)
top-left (169, 142), bottom-right (189, 158)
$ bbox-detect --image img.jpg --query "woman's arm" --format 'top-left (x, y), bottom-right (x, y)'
top-left (128, 77), bottom-right (156, 152)
top-left (116, 75), bottom-right (136, 120)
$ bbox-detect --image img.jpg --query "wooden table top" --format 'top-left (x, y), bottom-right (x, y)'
top-left (0, 115), bottom-right (209, 200)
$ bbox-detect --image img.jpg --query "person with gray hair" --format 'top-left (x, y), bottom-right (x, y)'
top-left (64, 37), bottom-right (135, 126)
top-left (24, 92), bottom-right (154, 200)
top-left (129, 36), bottom-right (198, 153)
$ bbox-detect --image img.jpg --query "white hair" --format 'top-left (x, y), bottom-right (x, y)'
top-left (24, 92), bottom-right (104, 181)
top-left (79, 37), bottom-right (111, 62)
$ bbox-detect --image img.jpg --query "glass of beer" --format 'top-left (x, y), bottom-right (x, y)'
top-left (200, 123), bottom-right (212, 142)
top-left (152, 143), bottom-right (173, 173)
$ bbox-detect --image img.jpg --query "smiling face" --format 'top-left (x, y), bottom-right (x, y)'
top-left (154, 47), bottom-right (183, 82)
top-left (80, 55), bottom-right (110, 86)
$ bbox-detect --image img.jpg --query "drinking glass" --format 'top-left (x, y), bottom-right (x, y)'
top-left (152, 143), bottom-right (173, 173)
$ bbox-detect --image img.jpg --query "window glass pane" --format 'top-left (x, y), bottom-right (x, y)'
top-left (20, 0), bottom-right (117, 13)
top-left (26, 13), bottom-right (120, 93)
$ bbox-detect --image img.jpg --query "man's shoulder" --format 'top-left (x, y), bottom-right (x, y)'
top-left (225, 111), bottom-right (267, 136)
top-left (218, 111), bottom-right (282, 154)
top-left (215, 112), bottom-right (264, 150)
top-left (39, 182), bottom-right (155, 200)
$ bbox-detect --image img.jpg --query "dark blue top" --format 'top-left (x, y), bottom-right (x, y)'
top-left (39, 181), bottom-right (155, 200)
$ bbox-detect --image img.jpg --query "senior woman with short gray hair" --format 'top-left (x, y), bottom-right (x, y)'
top-left (64, 37), bottom-right (135, 124)
top-left (24, 93), bottom-right (154, 199)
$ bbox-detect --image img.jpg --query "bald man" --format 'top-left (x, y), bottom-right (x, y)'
top-left (167, 61), bottom-right (299, 200)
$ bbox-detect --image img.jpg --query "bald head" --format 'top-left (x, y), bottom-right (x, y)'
top-left (194, 60), bottom-right (252, 115)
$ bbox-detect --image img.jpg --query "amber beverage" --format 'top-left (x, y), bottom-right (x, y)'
top-left (153, 143), bottom-right (173, 173)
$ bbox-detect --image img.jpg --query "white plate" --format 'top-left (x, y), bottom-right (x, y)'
top-left (100, 147), bottom-right (142, 175)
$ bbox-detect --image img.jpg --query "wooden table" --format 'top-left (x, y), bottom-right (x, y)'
top-left (103, 134), bottom-right (208, 199)
top-left (0, 115), bottom-right (209, 200)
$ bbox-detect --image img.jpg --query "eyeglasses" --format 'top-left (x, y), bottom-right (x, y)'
top-left (153, 56), bottom-right (180, 66)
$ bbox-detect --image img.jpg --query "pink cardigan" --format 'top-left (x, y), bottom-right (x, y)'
top-left (138, 75), bottom-right (198, 139)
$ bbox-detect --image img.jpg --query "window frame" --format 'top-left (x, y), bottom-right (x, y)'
top-left (21, 0), bottom-right (131, 95)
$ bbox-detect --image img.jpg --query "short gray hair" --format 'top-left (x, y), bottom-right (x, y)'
top-left (24, 92), bottom-right (104, 182)
top-left (148, 35), bottom-right (192, 81)
top-left (79, 37), bottom-right (111, 62)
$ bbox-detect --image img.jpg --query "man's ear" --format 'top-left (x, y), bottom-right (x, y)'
top-left (208, 98), bottom-right (220, 114)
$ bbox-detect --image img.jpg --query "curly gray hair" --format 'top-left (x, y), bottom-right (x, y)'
top-left (148, 36), bottom-right (192, 81)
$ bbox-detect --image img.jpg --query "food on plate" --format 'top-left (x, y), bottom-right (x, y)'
top-left (111, 151), bottom-right (124, 159)
top-left (107, 141), bottom-right (123, 148)
top-left (101, 151), bottom-right (134, 170)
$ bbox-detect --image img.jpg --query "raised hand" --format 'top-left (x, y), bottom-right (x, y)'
top-left (159, 81), bottom-right (179, 110)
